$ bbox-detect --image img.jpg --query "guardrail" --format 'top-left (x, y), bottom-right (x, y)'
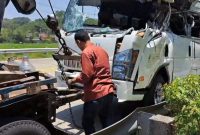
top-left (0, 48), bottom-right (58, 54)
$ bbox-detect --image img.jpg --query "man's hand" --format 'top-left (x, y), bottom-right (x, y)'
top-left (67, 78), bottom-right (76, 85)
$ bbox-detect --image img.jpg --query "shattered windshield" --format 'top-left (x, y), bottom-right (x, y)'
top-left (63, 0), bottom-right (195, 32)
top-left (63, 0), bottom-right (99, 31)
top-left (63, 0), bottom-right (157, 31)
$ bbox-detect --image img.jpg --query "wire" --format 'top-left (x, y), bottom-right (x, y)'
top-left (46, 0), bottom-right (82, 129)
top-left (48, 0), bottom-right (56, 19)
top-left (35, 8), bottom-right (46, 23)
top-left (68, 102), bottom-right (83, 129)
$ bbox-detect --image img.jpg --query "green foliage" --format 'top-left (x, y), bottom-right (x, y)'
top-left (84, 18), bottom-right (98, 26)
top-left (0, 28), bottom-right (12, 42)
top-left (55, 11), bottom-right (65, 27)
top-left (1, 11), bottom-right (65, 43)
top-left (12, 17), bottom-right (31, 25)
top-left (164, 75), bottom-right (200, 135)
top-left (12, 27), bottom-right (26, 43)
top-left (0, 43), bottom-right (57, 49)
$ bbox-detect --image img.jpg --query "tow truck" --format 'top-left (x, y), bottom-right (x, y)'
top-left (0, 0), bottom-right (199, 135)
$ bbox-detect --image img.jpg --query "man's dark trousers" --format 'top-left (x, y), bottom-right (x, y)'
top-left (82, 93), bottom-right (114, 135)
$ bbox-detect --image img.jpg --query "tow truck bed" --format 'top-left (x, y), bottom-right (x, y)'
top-left (0, 71), bottom-right (83, 135)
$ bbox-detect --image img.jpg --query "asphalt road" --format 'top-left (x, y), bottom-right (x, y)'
top-left (1, 58), bottom-right (57, 75)
top-left (29, 58), bottom-right (57, 76)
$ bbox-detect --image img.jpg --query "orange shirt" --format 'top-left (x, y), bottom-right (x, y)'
top-left (75, 43), bottom-right (114, 102)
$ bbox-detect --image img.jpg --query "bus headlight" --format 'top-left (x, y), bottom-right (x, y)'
top-left (112, 49), bottom-right (139, 80)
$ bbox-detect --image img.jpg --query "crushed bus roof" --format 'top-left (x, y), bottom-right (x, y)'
top-left (77, 0), bottom-right (196, 10)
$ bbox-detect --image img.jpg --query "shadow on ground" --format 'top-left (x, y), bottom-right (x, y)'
top-left (54, 98), bottom-right (143, 135)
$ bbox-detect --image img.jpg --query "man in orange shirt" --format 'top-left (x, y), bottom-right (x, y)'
top-left (68, 30), bottom-right (114, 135)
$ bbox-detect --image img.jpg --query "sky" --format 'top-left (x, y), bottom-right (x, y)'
top-left (4, 0), bottom-right (70, 20)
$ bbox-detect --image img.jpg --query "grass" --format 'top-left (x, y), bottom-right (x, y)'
top-left (0, 43), bottom-right (58, 49)
top-left (0, 43), bottom-right (58, 61)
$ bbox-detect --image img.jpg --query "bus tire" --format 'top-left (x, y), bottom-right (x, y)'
top-left (143, 75), bottom-right (165, 106)
top-left (0, 120), bottom-right (50, 135)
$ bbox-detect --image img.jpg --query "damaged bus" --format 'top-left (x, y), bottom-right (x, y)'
top-left (55, 0), bottom-right (200, 105)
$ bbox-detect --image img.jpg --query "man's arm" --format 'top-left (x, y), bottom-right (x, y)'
top-left (75, 53), bottom-right (95, 83)
top-left (70, 53), bottom-right (95, 84)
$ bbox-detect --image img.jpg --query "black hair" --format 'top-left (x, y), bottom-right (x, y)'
top-left (74, 30), bottom-right (90, 42)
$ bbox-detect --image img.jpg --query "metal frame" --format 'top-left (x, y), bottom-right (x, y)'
top-left (0, 48), bottom-right (57, 54)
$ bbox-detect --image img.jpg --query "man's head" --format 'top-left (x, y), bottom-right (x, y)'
top-left (74, 30), bottom-right (90, 51)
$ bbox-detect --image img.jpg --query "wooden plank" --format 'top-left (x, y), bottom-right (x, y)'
top-left (9, 89), bottom-right (27, 98)
top-left (39, 72), bottom-right (54, 79)
top-left (0, 76), bottom-right (36, 88)
top-left (0, 94), bottom-right (9, 100)
top-left (25, 71), bottom-right (39, 80)
top-left (0, 77), bottom-right (57, 95)
top-left (0, 71), bottom-right (26, 82)
top-left (26, 83), bottom-right (42, 95)
top-left (4, 63), bottom-right (20, 71)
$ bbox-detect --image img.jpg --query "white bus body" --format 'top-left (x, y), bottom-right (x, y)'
top-left (55, 0), bottom-right (200, 105)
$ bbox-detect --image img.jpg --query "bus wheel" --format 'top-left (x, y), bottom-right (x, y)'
top-left (143, 75), bottom-right (165, 106)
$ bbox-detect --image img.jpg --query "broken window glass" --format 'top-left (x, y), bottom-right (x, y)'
top-left (63, 0), bottom-right (86, 31)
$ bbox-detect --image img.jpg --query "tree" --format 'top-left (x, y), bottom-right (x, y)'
top-left (55, 10), bottom-right (65, 27)
top-left (12, 28), bottom-right (26, 43)
top-left (12, 17), bottom-right (31, 25)
top-left (1, 10), bottom-right (65, 43)
top-left (84, 18), bottom-right (98, 26)
top-left (0, 28), bottom-right (12, 42)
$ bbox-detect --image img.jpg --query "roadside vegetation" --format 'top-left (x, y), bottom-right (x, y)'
top-left (164, 75), bottom-right (200, 135)
top-left (0, 10), bottom-right (97, 44)
top-left (0, 11), bottom-right (65, 43)
top-left (0, 43), bottom-right (57, 61)
top-left (0, 10), bottom-right (97, 61)
top-left (0, 52), bottom-right (55, 61)
top-left (0, 43), bottom-right (57, 49)
top-left (0, 10), bottom-right (63, 61)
